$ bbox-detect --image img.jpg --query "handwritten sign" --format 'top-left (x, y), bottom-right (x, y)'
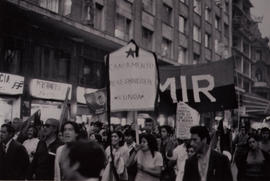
top-left (29, 79), bottom-right (72, 101)
top-left (176, 102), bottom-right (200, 139)
top-left (0, 72), bottom-right (24, 95)
top-left (109, 41), bottom-right (157, 112)
top-left (84, 88), bottom-right (106, 115)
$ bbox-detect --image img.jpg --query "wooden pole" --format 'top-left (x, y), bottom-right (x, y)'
top-left (133, 111), bottom-right (139, 144)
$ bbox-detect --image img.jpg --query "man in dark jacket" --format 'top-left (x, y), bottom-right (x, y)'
top-left (183, 126), bottom-right (233, 181)
top-left (28, 118), bottom-right (63, 180)
top-left (0, 123), bottom-right (29, 180)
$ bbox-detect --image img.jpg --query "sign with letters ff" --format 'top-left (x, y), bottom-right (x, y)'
top-left (0, 72), bottom-right (24, 95)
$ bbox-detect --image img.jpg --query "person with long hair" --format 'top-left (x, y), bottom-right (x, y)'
top-left (23, 126), bottom-right (40, 162)
top-left (127, 134), bottom-right (163, 181)
top-left (54, 121), bottom-right (81, 181)
top-left (235, 134), bottom-right (270, 181)
top-left (104, 131), bottom-right (129, 181)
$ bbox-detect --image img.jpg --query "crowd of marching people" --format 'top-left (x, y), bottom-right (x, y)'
top-left (1, 116), bottom-right (270, 181)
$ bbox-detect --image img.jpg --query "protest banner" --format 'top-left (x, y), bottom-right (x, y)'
top-left (176, 102), bottom-right (200, 139)
top-left (108, 41), bottom-right (158, 112)
top-left (0, 72), bottom-right (24, 95)
top-left (84, 88), bottom-right (107, 115)
top-left (159, 58), bottom-right (237, 114)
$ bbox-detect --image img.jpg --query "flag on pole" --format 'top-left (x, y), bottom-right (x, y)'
top-left (59, 87), bottom-right (71, 129)
top-left (84, 88), bottom-right (107, 115)
top-left (21, 109), bottom-right (41, 136)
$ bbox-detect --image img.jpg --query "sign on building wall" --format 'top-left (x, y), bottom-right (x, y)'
top-left (109, 41), bottom-right (158, 112)
top-left (0, 72), bottom-right (24, 95)
top-left (159, 58), bottom-right (237, 113)
top-left (29, 79), bottom-right (72, 101)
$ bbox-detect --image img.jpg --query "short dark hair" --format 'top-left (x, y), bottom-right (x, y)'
top-left (261, 127), bottom-right (270, 134)
top-left (145, 118), bottom-right (153, 123)
top-left (1, 124), bottom-right (15, 137)
top-left (160, 125), bottom-right (173, 136)
top-left (66, 141), bottom-right (106, 178)
top-left (112, 131), bottom-right (125, 146)
top-left (190, 126), bottom-right (211, 144)
top-left (61, 121), bottom-right (80, 138)
top-left (124, 129), bottom-right (136, 139)
top-left (28, 126), bottom-right (38, 138)
top-left (140, 133), bottom-right (158, 157)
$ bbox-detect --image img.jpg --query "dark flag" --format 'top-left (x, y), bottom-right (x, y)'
top-left (59, 87), bottom-right (71, 129)
top-left (159, 58), bottom-right (237, 114)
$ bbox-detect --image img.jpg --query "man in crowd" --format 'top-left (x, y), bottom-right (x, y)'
top-left (0, 123), bottom-right (29, 180)
top-left (28, 118), bottom-right (63, 180)
top-left (61, 140), bottom-right (106, 181)
top-left (183, 126), bottom-right (233, 181)
top-left (259, 127), bottom-right (270, 154)
top-left (124, 129), bottom-right (137, 181)
top-left (12, 117), bottom-right (27, 143)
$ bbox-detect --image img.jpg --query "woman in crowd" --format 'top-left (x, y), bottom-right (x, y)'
top-left (235, 134), bottom-right (270, 181)
top-left (104, 130), bottom-right (129, 181)
top-left (127, 134), bottom-right (163, 181)
top-left (54, 121), bottom-right (80, 181)
top-left (23, 126), bottom-right (40, 162)
top-left (89, 132), bottom-right (103, 145)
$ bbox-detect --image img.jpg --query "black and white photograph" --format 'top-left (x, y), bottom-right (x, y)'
top-left (1, 0), bottom-right (270, 181)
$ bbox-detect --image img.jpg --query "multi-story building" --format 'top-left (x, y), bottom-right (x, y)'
top-left (0, 0), bottom-right (233, 125)
top-left (232, 0), bottom-right (270, 127)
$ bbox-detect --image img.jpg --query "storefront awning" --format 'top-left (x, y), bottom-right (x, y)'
top-left (242, 93), bottom-right (270, 115)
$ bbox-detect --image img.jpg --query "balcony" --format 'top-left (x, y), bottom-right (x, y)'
top-left (253, 81), bottom-right (270, 89)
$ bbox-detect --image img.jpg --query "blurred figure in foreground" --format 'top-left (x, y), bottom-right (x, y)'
top-left (61, 140), bottom-right (106, 181)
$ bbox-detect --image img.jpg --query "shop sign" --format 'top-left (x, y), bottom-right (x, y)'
top-left (76, 86), bottom-right (97, 104)
top-left (0, 72), bottom-right (24, 95)
top-left (29, 79), bottom-right (72, 101)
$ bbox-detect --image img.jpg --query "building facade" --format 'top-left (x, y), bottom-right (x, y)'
top-left (0, 0), bottom-right (233, 125)
top-left (232, 0), bottom-right (270, 127)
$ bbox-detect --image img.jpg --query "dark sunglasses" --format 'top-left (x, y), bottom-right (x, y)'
top-left (43, 124), bottom-right (56, 128)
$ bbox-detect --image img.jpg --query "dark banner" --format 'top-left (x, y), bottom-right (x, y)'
top-left (159, 58), bottom-right (237, 114)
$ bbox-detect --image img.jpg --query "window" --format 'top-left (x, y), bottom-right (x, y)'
top-left (205, 6), bottom-right (211, 22)
top-left (79, 60), bottom-right (105, 88)
top-left (243, 80), bottom-right (250, 93)
top-left (84, 0), bottom-right (95, 26)
top-left (178, 47), bottom-right (187, 64)
top-left (178, 16), bottom-right (186, 34)
top-left (94, 3), bottom-right (104, 30)
top-left (3, 48), bottom-right (22, 74)
top-left (255, 69), bottom-right (263, 81)
top-left (55, 51), bottom-right (70, 82)
top-left (243, 59), bottom-right (250, 76)
top-left (215, 16), bottom-right (220, 30)
top-left (224, 23), bottom-right (229, 37)
top-left (115, 13), bottom-right (132, 41)
top-left (205, 33), bottom-right (211, 48)
top-left (163, 4), bottom-right (172, 25)
top-left (255, 50), bottom-right (262, 61)
top-left (39, 0), bottom-right (59, 13)
top-left (194, 0), bottom-right (201, 15)
top-left (193, 25), bottom-right (201, 43)
top-left (63, 0), bottom-right (72, 16)
top-left (234, 55), bottom-right (242, 72)
top-left (161, 38), bottom-right (172, 58)
top-left (193, 53), bottom-right (200, 64)
top-left (142, 27), bottom-right (153, 50)
top-left (243, 42), bottom-right (250, 57)
top-left (142, 0), bottom-right (154, 14)
top-left (225, 1), bottom-right (229, 13)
